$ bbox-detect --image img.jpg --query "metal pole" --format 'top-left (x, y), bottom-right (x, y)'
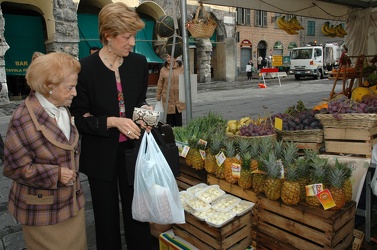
top-left (180, 0), bottom-right (192, 123)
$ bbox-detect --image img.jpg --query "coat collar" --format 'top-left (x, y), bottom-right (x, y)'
top-left (25, 91), bottom-right (79, 151)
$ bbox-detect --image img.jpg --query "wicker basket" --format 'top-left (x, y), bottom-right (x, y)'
top-left (315, 113), bottom-right (377, 130)
top-left (186, 4), bottom-right (217, 39)
top-left (226, 133), bottom-right (277, 141)
top-left (276, 129), bottom-right (324, 143)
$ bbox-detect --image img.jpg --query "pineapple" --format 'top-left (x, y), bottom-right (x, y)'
top-left (296, 157), bottom-right (310, 200)
top-left (263, 151), bottom-right (283, 201)
top-left (252, 137), bottom-right (272, 194)
top-left (281, 141), bottom-right (299, 167)
top-left (281, 161), bottom-right (301, 205)
top-left (204, 134), bottom-right (223, 173)
top-left (237, 138), bottom-right (253, 189)
top-left (223, 138), bottom-right (240, 184)
top-left (273, 140), bottom-right (284, 160)
top-left (305, 156), bottom-right (329, 206)
top-left (328, 160), bottom-right (348, 210)
top-left (249, 138), bottom-right (260, 171)
top-left (185, 137), bottom-right (205, 169)
top-left (334, 159), bottom-right (353, 204)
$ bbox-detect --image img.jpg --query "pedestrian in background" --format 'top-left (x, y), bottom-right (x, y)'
top-left (89, 46), bottom-right (100, 55)
top-left (156, 54), bottom-right (186, 127)
top-left (69, 2), bottom-right (154, 249)
top-left (246, 59), bottom-right (254, 81)
top-left (3, 51), bottom-right (86, 250)
top-left (258, 56), bottom-right (263, 70)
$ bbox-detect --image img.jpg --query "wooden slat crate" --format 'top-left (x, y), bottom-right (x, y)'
top-left (323, 127), bottom-right (377, 157)
top-left (176, 158), bottom-right (207, 190)
top-left (207, 174), bottom-right (258, 202)
top-left (252, 194), bottom-right (356, 250)
top-left (173, 211), bottom-right (253, 250)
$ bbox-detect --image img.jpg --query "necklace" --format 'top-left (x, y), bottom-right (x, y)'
top-left (103, 56), bottom-right (123, 79)
top-left (103, 56), bottom-right (123, 68)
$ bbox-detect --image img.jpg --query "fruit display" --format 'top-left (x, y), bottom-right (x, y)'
top-left (321, 22), bottom-right (347, 37)
top-left (273, 109), bottom-right (323, 131)
top-left (276, 15), bottom-right (304, 35)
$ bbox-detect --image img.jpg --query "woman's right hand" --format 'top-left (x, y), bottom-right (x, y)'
top-left (60, 167), bottom-right (77, 186)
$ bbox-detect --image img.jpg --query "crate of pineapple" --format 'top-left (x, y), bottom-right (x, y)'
top-left (252, 194), bottom-right (356, 250)
top-left (173, 211), bottom-right (253, 250)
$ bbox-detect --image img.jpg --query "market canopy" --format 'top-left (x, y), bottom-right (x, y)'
top-left (199, 0), bottom-right (377, 21)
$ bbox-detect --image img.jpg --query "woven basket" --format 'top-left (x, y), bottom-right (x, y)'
top-left (315, 113), bottom-right (377, 130)
top-left (186, 4), bottom-right (217, 39)
top-left (276, 129), bottom-right (324, 143)
top-left (226, 133), bottom-right (277, 141)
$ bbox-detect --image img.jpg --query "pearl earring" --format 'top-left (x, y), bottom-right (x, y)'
top-left (49, 90), bottom-right (53, 95)
top-left (108, 40), bottom-right (112, 52)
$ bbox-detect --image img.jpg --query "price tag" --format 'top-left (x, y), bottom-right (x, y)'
top-left (316, 189), bottom-right (336, 210)
top-left (231, 163), bottom-right (241, 178)
top-left (275, 117), bottom-right (283, 131)
top-left (216, 151), bottom-right (226, 166)
top-left (199, 149), bottom-right (206, 160)
top-left (181, 145), bottom-right (190, 158)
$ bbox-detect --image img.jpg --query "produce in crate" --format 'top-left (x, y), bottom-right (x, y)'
top-left (223, 138), bottom-right (240, 184)
top-left (204, 133), bottom-right (223, 174)
top-left (252, 137), bottom-right (273, 194)
top-left (334, 159), bottom-right (353, 204)
top-left (296, 156), bottom-right (311, 200)
top-left (328, 160), bottom-right (349, 210)
top-left (306, 157), bottom-right (329, 206)
top-left (274, 109), bottom-right (322, 131)
top-left (263, 151), bottom-right (283, 201)
top-left (237, 137), bottom-right (253, 190)
top-left (238, 118), bottom-right (275, 137)
top-left (281, 161), bottom-right (301, 205)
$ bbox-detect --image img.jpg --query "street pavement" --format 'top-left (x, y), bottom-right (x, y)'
top-left (0, 74), bottom-right (343, 250)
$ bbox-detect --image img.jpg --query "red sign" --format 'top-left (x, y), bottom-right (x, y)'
top-left (240, 39), bottom-right (252, 48)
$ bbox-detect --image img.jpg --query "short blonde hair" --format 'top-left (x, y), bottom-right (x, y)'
top-left (98, 2), bottom-right (145, 44)
top-left (25, 52), bottom-right (80, 97)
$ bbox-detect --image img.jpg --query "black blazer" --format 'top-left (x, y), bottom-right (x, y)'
top-left (70, 52), bottom-right (149, 181)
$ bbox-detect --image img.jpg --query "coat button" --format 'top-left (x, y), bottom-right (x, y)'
top-left (76, 190), bottom-right (80, 195)
top-left (37, 193), bottom-right (42, 198)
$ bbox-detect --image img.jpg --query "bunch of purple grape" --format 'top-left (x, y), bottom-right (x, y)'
top-left (326, 96), bottom-right (377, 120)
top-left (272, 110), bottom-right (322, 131)
top-left (239, 120), bottom-right (275, 137)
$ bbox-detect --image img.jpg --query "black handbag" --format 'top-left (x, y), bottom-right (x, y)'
top-left (124, 124), bottom-right (180, 185)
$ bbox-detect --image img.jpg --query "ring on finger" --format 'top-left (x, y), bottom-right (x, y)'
top-left (127, 130), bottom-right (131, 135)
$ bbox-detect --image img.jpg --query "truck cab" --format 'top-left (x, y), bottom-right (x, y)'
top-left (289, 46), bottom-right (325, 80)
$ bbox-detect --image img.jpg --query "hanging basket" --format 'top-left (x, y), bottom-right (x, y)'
top-left (186, 4), bottom-right (217, 39)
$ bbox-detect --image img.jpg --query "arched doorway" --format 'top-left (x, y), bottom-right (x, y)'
top-left (273, 41), bottom-right (283, 56)
top-left (2, 2), bottom-right (46, 99)
top-left (257, 40), bottom-right (267, 59)
top-left (240, 39), bottom-right (252, 72)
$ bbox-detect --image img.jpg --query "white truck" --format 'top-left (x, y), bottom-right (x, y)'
top-left (289, 43), bottom-right (342, 80)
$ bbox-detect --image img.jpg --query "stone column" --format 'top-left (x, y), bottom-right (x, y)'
top-left (0, 9), bottom-right (10, 104)
top-left (196, 38), bottom-right (213, 83)
top-left (47, 0), bottom-right (79, 56)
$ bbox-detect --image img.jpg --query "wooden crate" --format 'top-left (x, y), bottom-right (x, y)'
top-left (323, 127), bottom-right (377, 157)
top-left (173, 211), bottom-right (253, 250)
top-left (252, 194), bottom-right (356, 250)
top-left (176, 158), bottom-right (207, 190)
top-left (207, 174), bottom-right (257, 202)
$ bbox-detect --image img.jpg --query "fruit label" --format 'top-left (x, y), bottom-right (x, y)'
top-left (316, 189), bottom-right (336, 210)
top-left (198, 139), bottom-right (208, 148)
top-left (277, 159), bottom-right (284, 179)
top-left (216, 152), bottom-right (226, 166)
top-left (274, 117), bottom-right (283, 131)
top-left (181, 145), bottom-right (190, 158)
top-left (305, 183), bottom-right (324, 196)
top-left (231, 163), bottom-right (241, 178)
top-left (199, 149), bottom-right (206, 160)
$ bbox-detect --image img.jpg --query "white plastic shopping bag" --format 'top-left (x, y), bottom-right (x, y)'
top-left (154, 100), bottom-right (165, 123)
top-left (132, 132), bottom-right (185, 224)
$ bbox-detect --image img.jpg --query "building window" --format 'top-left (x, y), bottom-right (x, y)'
top-left (307, 20), bottom-right (315, 36)
top-left (236, 8), bottom-right (251, 26)
top-left (255, 10), bottom-right (267, 27)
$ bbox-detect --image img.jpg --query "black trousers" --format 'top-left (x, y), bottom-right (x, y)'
top-left (166, 108), bottom-right (183, 127)
top-left (88, 141), bottom-right (152, 250)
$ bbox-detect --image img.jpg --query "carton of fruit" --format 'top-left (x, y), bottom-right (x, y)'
top-left (231, 200), bottom-right (255, 216)
top-left (187, 183), bottom-right (208, 195)
top-left (179, 190), bottom-right (195, 202)
top-left (205, 211), bottom-right (236, 228)
top-left (195, 184), bottom-right (225, 203)
top-left (211, 194), bottom-right (241, 212)
top-left (191, 208), bottom-right (215, 221)
top-left (186, 196), bottom-right (211, 213)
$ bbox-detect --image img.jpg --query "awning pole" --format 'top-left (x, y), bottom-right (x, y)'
top-left (180, 0), bottom-right (192, 124)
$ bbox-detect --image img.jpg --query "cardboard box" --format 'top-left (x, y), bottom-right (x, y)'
top-left (159, 229), bottom-right (199, 250)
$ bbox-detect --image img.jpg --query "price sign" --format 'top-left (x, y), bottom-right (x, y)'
top-left (272, 55), bottom-right (283, 67)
